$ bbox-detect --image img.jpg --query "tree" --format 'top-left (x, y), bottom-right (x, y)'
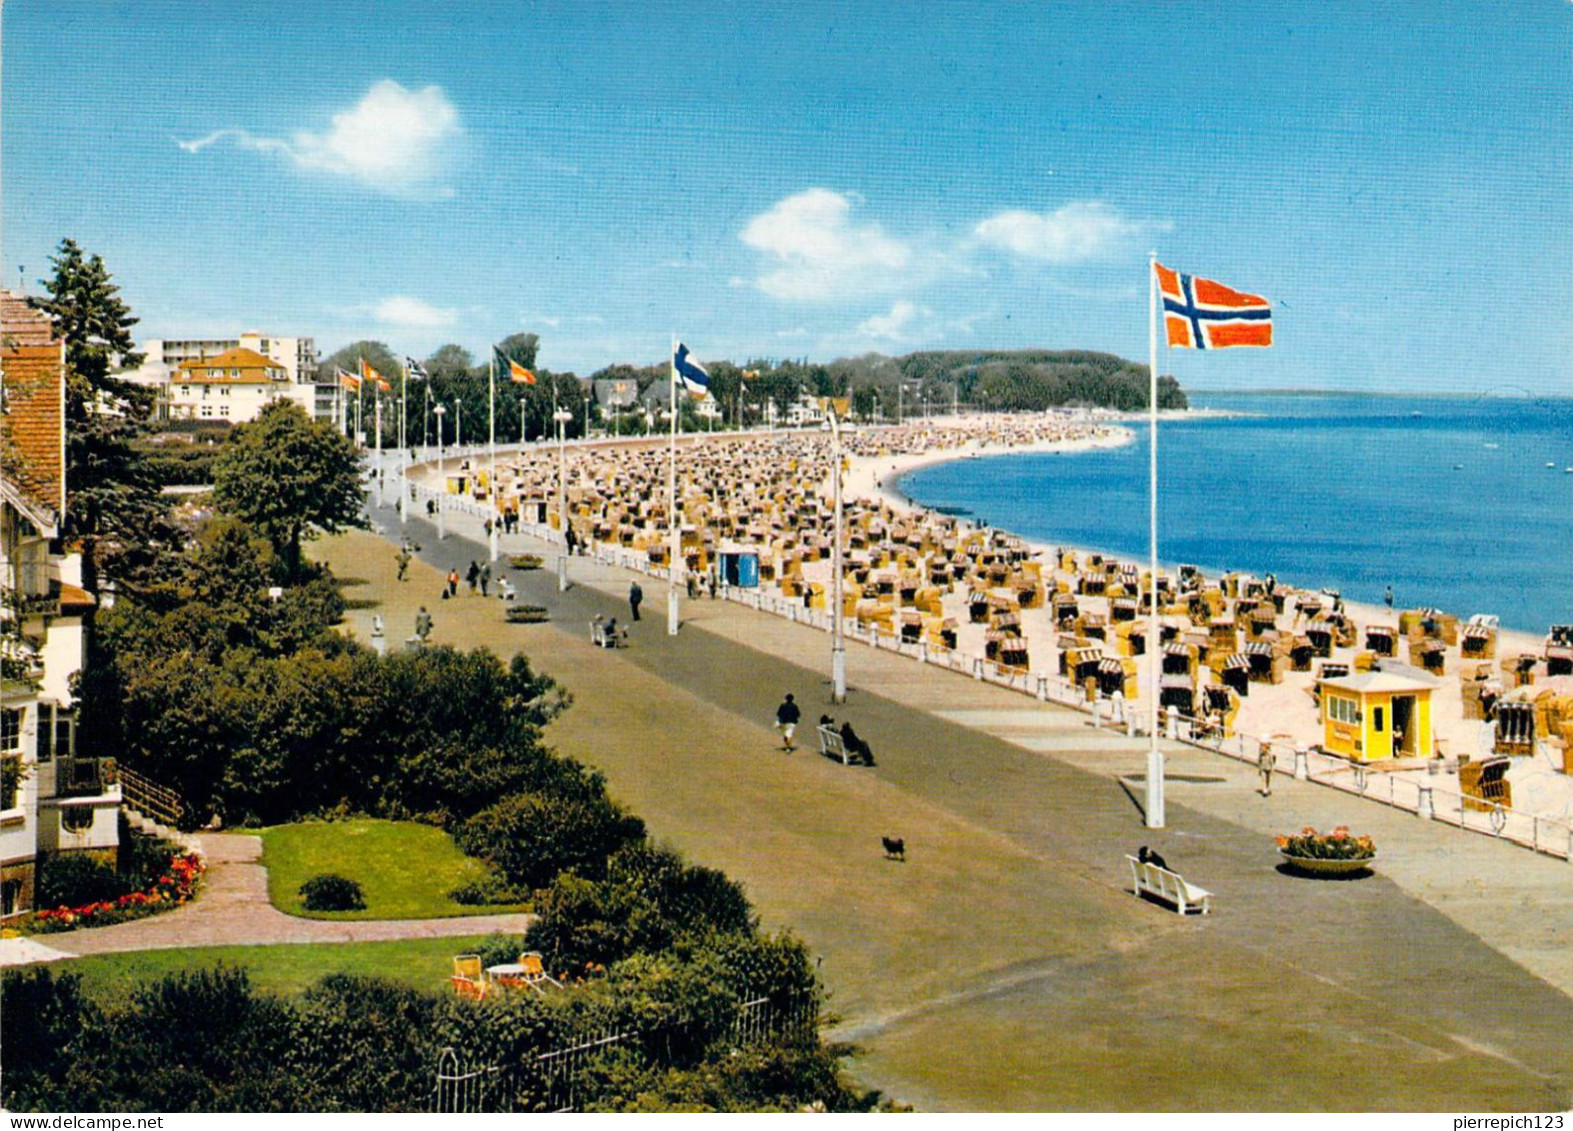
top-left (319, 340), bottom-right (401, 381)
top-left (32, 239), bottom-right (175, 592)
top-left (423, 343), bottom-right (473, 379)
top-left (210, 401), bottom-right (366, 579)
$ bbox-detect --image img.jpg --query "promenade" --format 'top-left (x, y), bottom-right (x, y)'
top-left (324, 487), bottom-right (1573, 1111)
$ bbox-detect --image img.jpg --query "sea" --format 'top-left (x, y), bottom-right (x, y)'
top-left (896, 393), bottom-right (1573, 636)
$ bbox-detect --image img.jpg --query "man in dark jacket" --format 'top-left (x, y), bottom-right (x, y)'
top-left (629, 581), bottom-right (643, 621)
top-left (775, 693), bottom-right (801, 752)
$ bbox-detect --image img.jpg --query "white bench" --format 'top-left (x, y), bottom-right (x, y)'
top-left (1125, 855), bottom-right (1213, 915)
top-left (591, 621), bottom-right (624, 648)
top-left (817, 724), bottom-right (851, 765)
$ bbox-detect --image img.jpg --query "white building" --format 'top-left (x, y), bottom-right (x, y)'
top-left (128, 333), bottom-right (336, 422)
top-left (1, 291), bottom-right (119, 917)
top-left (167, 346), bottom-right (300, 423)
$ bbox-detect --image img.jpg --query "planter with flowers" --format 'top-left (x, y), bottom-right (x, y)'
top-left (1276, 826), bottom-right (1377, 876)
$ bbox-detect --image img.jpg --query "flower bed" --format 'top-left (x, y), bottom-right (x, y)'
top-left (30, 853), bottom-right (205, 933)
top-left (1276, 826), bottom-right (1376, 860)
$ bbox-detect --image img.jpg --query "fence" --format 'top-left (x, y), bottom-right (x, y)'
top-left (119, 764), bottom-right (185, 830)
top-left (431, 993), bottom-right (818, 1114)
top-left (395, 459), bottom-right (1573, 864)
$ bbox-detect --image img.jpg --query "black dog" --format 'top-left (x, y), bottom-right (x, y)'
top-left (881, 836), bottom-right (905, 862)
top-left (1137, 845), bottom-right (1168, 870)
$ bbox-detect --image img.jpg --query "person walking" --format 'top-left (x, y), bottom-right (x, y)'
top-left (1258, 744), bottom-right (1277, 797)
top-left (414, 606), bottom-right (433, 642)
top-left (466, 560), bottom-right (480, 595)
top-left (395, 546), bottom-right (411, 581)
top-left (565, 524), bottom-right (578, 557)
top-left (446, 568), bottom-right (459, 599)
top-left (1384, 585), bottom-right (1395, 610)
top-left (479, 562), bottom-right (491, 597)
top-left (629, 580), bottom-right (643, 622)
top-left (775, 693), bottom-right (801, 752)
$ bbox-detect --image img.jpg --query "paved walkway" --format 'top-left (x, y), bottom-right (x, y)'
top-left (16, 834), bottom-right (533, 960)
top-left (327, 490), bottom-right (1573, 1111)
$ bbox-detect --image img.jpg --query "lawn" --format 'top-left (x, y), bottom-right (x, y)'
top-left (52, 935), bottom-right (513, 1004)
top-left (258, 818), bottom-right (527, 920)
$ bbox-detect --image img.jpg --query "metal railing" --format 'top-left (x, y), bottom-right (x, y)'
top-left (119, 764), bottom-right (185, 830)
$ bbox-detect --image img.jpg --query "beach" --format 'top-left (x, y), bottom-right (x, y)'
top-left (405, 411), bottom-right (1573, 855)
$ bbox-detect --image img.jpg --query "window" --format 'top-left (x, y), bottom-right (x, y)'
top-left (1, 707), bottom-right (22, 753)
top-left (62, 807), bottom-right (93, 833)
top-left (1327, 695), bottom-right (1359, 725)
top-left (1373, 706), bottom-right (1385, 732)
top-left (219, 405), bottom-right (230, 417)
top-left (200, 405), bottom-right (213, 418)
top-left (1, 879), bottom-right (21, 916)
top-left (52, 705), bottom-right (73, 763)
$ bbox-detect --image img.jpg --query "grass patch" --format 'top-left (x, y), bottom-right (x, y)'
top-left (53, 935), bottom-right (514, 1004)
top-left (343, 597), bottom-right (382, 610)
top-left (258, 819), bottom-right (527, 920)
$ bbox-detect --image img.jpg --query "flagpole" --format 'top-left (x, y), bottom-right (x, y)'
top-left (374, 390), bottom-right (384, 506)
top-left (488, 349), bottom-right (498, 562)
top-left (1146, 251), bottom-right (1165, 829)
top-left (668, 336), bottom-right (680, 636)
top-left (398, 360), bottom-right (408, 526)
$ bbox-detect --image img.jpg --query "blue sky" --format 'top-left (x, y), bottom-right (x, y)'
top-left (6, 1), bottom-right (1572, 392)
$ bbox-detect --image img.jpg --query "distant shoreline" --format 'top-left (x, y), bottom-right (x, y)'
top-left (1187, 388), bottom-right (1573, 401)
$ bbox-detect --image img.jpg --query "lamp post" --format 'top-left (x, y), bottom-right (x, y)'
top-left (456, 402), bottom-right (463, 450)
top-left (432, 404), bottom-right (447, 541)
top-left (519, 397), bottom-right (528, 445)
top-left (554, 407), bottom-right (573, 592)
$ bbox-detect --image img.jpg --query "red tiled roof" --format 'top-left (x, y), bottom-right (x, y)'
top-left (1, 291), bottom-right (66, 519)
top-left (175, 346), bottom-right (286, 383)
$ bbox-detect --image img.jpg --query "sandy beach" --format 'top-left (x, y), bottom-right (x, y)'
top-left (407, 411), bottom-right (1573, 851)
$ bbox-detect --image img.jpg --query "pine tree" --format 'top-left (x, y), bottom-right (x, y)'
top-left (32, 238), bottom-right (173, 592)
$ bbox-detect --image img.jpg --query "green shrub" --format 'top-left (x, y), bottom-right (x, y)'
top-left (299, 874), bottom-right (366, 912)
top-left (448, 870), bottom-right (529, 906)
top-left (504, 604), bottom-right (549, 623)
top-left (509, 554), bottom-right (544, 570)
top-left (36, 853), bottom-right (125, 910)
top-left (456, 791), bottom-right (645, 891)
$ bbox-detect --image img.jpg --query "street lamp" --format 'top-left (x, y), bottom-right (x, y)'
top-left (432, 403), bottom-right (448, 541)
top-left (433, 404), bottom-right (447, 477)
top-left (519, 397), bottom-right (528, 445)
top-left (554, 407), bottom-right (574, 592)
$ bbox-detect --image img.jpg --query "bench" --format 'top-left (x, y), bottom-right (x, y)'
top-left (591, 620), bottom-right (624, 648)
top-left (1125, 855), bottom-right (1212, 915)
top-left (817, 724), bottom-right (851, 765)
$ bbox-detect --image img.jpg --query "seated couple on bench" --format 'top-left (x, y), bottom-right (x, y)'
top-left (591, 614), bottom-right (627, 648)
top-left (817, 716), bottom-right (876, 766)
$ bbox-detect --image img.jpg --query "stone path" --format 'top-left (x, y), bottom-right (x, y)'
top-left (15, 833), bottom-right (533, 960)
top-left (314, 490), bottom-right (1573, 1111)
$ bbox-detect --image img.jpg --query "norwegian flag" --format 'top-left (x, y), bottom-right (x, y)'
top-left (1156, 263), bottom-right (1272, 349)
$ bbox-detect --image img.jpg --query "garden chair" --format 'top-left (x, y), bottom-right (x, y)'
top-left (451, 954), bottom-right (487, 1000)
top-left (518, 951), bottom-right (563, 993)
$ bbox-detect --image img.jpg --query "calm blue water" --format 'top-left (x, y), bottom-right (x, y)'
top-left (898, 394), bottom-right (1573, 635)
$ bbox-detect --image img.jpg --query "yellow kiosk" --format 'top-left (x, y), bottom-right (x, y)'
top-left (1319, 670), bottom-right (1439, 762)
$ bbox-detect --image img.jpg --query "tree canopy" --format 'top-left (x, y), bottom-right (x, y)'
top-left (32, 238), bottom-right (176, 591)
top-left (210, 401), bottom-right (366, 578)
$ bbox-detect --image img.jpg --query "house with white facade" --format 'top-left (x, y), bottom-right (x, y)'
top-left (167, 345), bottom-right (299, 424)
top-left (1, 291), bottom-right (119, 917)
top-left (126, 332), bottom-right (335, 422)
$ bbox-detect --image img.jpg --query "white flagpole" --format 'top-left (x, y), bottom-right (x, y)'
top-left (374, 390), bottom-right (383, 506)
top-left (398, 361), bottom-right (408, 525)
top-left (668, 337), bottom-right (680, 635)
top-left (1146, 252), bottom-right (1165, 829)
top-left (488, 349), bottom-right (498, 562)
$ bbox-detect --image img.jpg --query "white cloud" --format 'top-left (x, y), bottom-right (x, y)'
top-left (855, 300), bottom-right (920, 342)
top-left (740, 188), bottom-right (913, 302)
top-left (973, 201), bottom-right (1159, 263)
top-left (372, 295), bottom-right (457, 328)
top-left (179, 80), bottom-right (463, 199)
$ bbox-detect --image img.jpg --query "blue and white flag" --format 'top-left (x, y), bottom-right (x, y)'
top-left (673, 342), bottom-right (711, 398)
top-left (405, 357), bottom-right (430, 378)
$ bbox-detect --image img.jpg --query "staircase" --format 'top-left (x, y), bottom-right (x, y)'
top-left (119, 765), bottom-right (202, 853)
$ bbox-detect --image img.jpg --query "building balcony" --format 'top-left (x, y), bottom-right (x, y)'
top-left (54, 756), bottom-right (117, 801)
